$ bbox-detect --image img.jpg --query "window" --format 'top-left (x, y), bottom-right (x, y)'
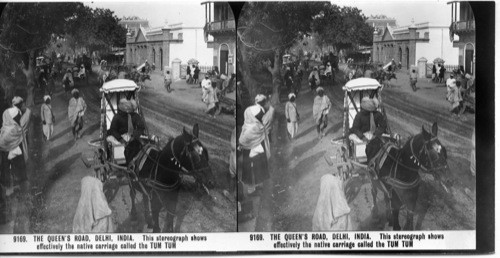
top-left (169, 33), bottom-right (173, 39)
top-left (178, 33), bottom-right (183, 40)
top-left (416, 32), bottom-right (420, 38)
top-left (424, 32), bottom-right (429, 38)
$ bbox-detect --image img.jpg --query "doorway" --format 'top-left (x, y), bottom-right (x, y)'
top-left (219, 44), bottom-right (229, 75)
top-left (465, 43), bottom-right (474, 74)
top-left (160, 48), bottom-right (163, 70)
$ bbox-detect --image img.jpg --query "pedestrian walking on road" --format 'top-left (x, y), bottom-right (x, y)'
top-left (285, 93), bottom-right (299, 140)
top-left (409, 68), bottom-right (418, 91)
top-left (193, 65), bottom-right (200, 85)
top-left (438, 64), bottom-right (445, 83)
top-left (62, 68), bottom-right (74, 95)
top-left (41, 95), bottom-right (55, 141)
top-left (164, 70), bottom-right (172, 92)
top-left (432, 64), bottom-right (437, 83)
top-left (202, 81), bottom-right (218, 118)
top-left (0, 96), bottom-right (31, 195)
top-left (308, 67), bottom-right (320, 91)
top-left (446, 74), bottom-right (462, 117)
top-left (68, 89), bottom-right (87, 141)
top-left (312, 87), bottom-right (331, 139)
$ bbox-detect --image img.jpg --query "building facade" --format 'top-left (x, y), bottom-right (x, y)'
top-left (372, 21), bottom-right (458, 69)
top-left (448, 1), bottom-right (475, 75)
top-left (202, 2), bottom-right (236, 75)
top-left (125, 23), bottom-right (212, 71)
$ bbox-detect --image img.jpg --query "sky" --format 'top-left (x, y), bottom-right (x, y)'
top-left (335, 0), bottom-right (451, 27)
top-left (85, 0), bottom-right (207, 28)
top-left (86, 0), bottom-right (452, 29)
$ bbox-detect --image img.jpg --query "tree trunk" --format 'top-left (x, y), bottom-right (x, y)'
top-left (237, 42), bottom-right (260, 108)
top-left (20, 51), bottom-right (36, 108)
top-left (267, 49), bottom-right (281, 105)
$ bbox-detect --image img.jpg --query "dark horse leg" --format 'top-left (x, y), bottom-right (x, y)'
top-left (129, 182), bottom-right (138, 221)
top-left (151, 191), bottom-right (162, 233)
top-left (162, 188), bottom-right (180, 233)
top-left (402, 186), bottom-right (419, 230)
top-left (391, 189), bottom-right (403, 231)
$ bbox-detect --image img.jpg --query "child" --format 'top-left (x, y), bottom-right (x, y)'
top-left (41, 95), bottom-right (55, 141)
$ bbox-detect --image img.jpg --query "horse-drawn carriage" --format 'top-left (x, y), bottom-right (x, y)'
top-left (325, 78), bottom-right (452, 230)
top-left (82, 79), bottom-right (215, 232)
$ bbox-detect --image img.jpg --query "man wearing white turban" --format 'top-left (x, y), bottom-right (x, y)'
top-left (312, 87), bottom-right (331, 139)
top-left (0, 96), bottom-right (31, 192)
top-left (239, 94), bottom-right (272, 192)
top-left (285, 93), bottom-right (299, 139)
top-left (349, 97), bottom-right (387, 162)
top-left (68, 89), bottom-right (86, 141)
top-left (41, 95), bottom-right (55, 141)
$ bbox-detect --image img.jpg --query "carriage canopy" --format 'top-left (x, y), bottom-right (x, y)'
top-left (101, 79), bottom-right (139, 93)
top-left (343, 78), bottom-right (381, 92)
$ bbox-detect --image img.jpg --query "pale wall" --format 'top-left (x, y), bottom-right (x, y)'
top-left (169, 28), bottom-right (213, 66)
top-left (415, 27), bottom-right (459, 65)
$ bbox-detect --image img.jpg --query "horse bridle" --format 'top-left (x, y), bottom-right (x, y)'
top-left (409, 135), bottom-right (448, 174)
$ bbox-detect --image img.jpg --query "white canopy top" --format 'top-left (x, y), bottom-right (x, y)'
top-left (101, 79), bottom-right (139, 93)
top-left (343, 78), bottom-right (381, 91)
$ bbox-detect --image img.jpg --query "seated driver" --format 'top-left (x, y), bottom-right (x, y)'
top-left (107, 99), bottom-right (145, 145)
top-left (349, 97), bottom-right (387, 162)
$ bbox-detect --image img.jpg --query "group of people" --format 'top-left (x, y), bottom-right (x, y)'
top-left (432, 63), bottom-right (447, 83)
top-left (445, 68), bottom-right (475, 118)
top-left (186, 64), bottom-right (201, 85)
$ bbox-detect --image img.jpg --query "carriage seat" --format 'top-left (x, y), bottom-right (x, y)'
top-left (106, 135), bottom-right (130, 165)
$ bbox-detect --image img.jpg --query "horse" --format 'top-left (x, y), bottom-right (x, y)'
top-left (369, 122), bottom-right (452, 230)
top-left (124, 124), bottom-right (215, 232)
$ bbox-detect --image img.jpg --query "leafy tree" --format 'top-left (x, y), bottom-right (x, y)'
top-left (237, 2), bottom-right (325, 103)
top-left (312, 6), bottom-right (373, 52)
top-left (0, 2), bottom-right (82, 105)
top-left (0, 2), bottom-right (126, 104)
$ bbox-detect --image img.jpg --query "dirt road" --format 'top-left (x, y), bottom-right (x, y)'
top-left (3, 66), bottom-right (235, 234)
top-left (243, 66), bottom-right (475, 232)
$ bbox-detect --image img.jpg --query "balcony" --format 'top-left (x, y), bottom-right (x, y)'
top-left (206, 19), bottom-right (235, 34)
top-left (450, 20), bottom-right (475, 34)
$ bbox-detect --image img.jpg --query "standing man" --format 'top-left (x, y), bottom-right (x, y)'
top-left (68, 89), bottom-right (87, 141)
top-left (41, 95), bottom-right (55, 141)
top-left (312, 87), bottom-right (331, 139)
top-left (0, 96), bottom-right (31, 193)
top-left (238, 94), bottom-right (272, 194)
top-left (285, 93), bottom-right (299, 140)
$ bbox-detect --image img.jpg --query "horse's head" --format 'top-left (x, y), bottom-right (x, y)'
top-left (179, 124), bottom-right (215, 192)
top-left (418, 122), bottom-right (453, 192)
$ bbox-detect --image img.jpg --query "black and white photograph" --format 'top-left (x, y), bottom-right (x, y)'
top-left (0, 0), bottom-right (236, 235)
top-left (0, 0), bottom-right (495, 254)
top-left (237, 0), bottom-right (477, 233)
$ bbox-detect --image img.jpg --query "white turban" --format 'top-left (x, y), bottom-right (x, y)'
top-left (255, 94), bottom-right (266, 103)
top-left (12, 96), bottom-right (23, 105)
top-left (71, 89), bottom-right (79, 95)
top-left (43, 95), bottom-right (51, 102)
top-left (316, 87), bottom-right (324, 93)
top-left (288, 93), bottom-right (296, 100)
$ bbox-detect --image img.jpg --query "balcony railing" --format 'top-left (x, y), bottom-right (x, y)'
top-left (206, 19), bottom-right (235, 33)
top-left (450, 20), bottom-right (475, 33)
